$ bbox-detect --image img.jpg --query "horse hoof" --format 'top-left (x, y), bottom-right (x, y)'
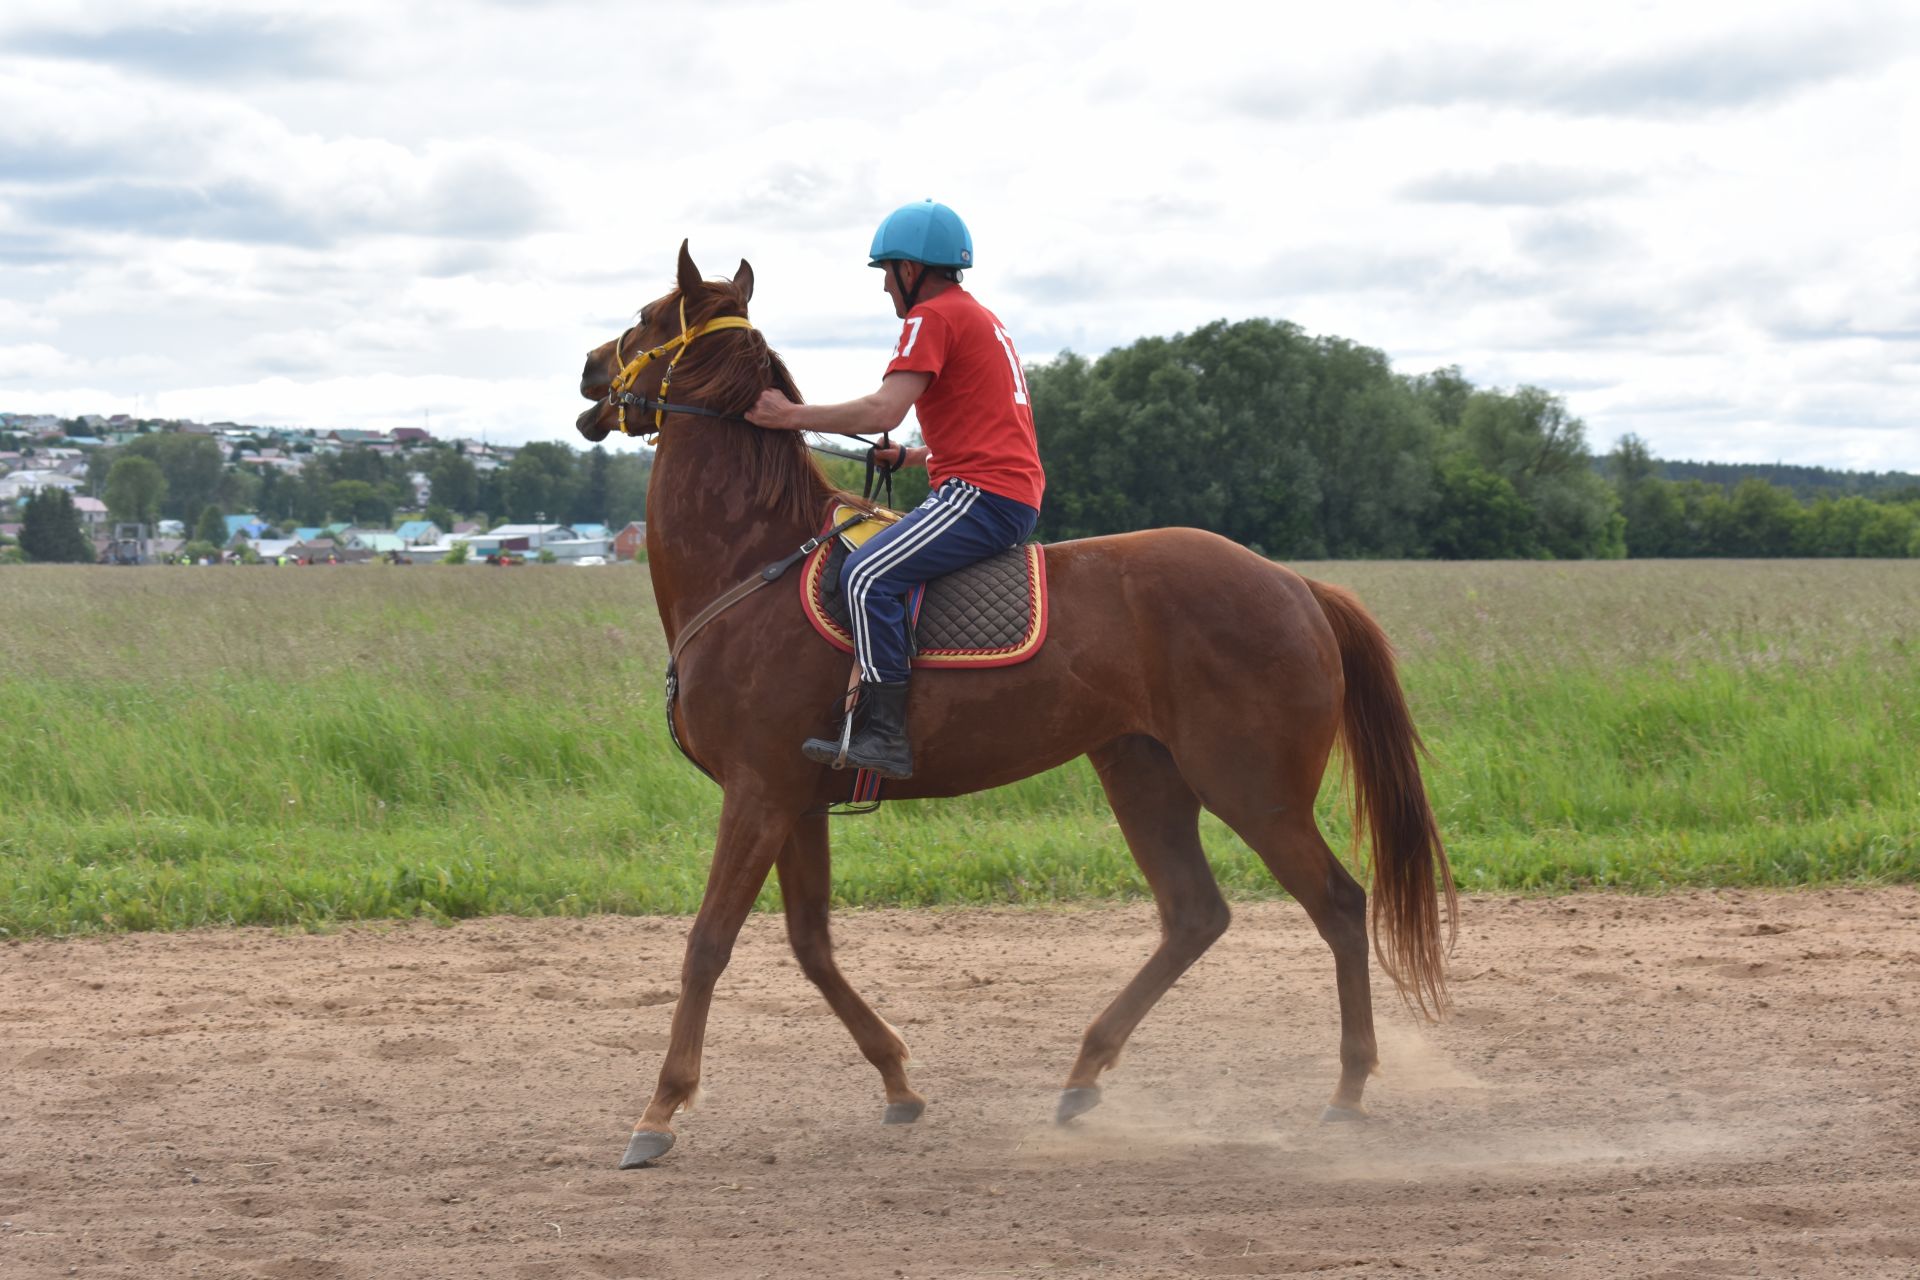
top-left (1055, 1087), bottom-right (1102, 1124)
top-left (1320, 1105), bottom-right (1369, 1124)
top-left (619, 1129), bottom-right (676, 1168)
top-left (882, 1100), bottom-right (925, 1125)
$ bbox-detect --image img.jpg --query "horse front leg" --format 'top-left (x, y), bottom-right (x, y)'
top-left (621, 790), bottom-right (794, 1168)
top-left (777, 812), bottom-right (926, 1124)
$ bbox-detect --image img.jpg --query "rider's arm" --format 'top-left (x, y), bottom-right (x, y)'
top-left (747, 371), bottom-right (930, 437)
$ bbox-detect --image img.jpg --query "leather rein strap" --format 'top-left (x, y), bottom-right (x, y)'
top-left (662, 510), bottom-right (869, 779)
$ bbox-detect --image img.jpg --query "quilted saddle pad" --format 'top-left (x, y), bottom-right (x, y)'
top-left (799, 509), bottom-right (1049, 669)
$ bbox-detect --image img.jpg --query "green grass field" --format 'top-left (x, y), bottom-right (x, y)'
top-left (2, 559), bottom-right (1916, 936)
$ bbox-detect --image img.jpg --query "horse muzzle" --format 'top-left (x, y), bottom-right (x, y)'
top-left (576, 402), bottom-right (613, 442)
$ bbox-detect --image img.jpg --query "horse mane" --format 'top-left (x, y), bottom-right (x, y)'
top-left (666, 279), bottom-right (857, 529)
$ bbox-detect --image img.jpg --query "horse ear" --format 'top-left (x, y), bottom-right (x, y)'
top-left (676, 240), bottom-right (702, 297)
top-left (734, 259), bottom-right (754, 304)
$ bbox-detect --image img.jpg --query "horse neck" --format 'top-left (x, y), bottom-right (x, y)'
top-left (643, 422), bottom-right (822, 641)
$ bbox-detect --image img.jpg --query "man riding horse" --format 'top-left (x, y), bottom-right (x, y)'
top-left (748, 200), bottom-right (1044, 781)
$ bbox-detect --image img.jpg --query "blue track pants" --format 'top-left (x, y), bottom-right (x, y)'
top-left (842, 478), bottom-right (1039, 684)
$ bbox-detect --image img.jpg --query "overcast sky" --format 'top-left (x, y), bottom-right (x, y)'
top-left (2, 0), bottom-right (1916, 470)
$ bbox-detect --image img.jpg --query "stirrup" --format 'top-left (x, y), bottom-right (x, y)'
top-left (830, 707), bottom-right (855, 770)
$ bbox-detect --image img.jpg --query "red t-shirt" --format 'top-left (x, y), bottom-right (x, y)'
top-left (884, 287), bottom-right (1044, 509)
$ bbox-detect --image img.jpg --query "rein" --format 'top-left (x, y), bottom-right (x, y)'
top-left (663, 510), bottom-right (869, 782)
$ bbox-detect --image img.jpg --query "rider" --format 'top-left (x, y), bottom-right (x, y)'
top-left (747, 199), bottom-right (1044, 780)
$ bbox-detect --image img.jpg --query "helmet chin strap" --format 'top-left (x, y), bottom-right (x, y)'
top-left (889, 260), bottom-right (929, 314)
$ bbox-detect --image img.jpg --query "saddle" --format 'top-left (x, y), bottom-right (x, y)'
top-left (799, 504), bottom-right (1049, 668)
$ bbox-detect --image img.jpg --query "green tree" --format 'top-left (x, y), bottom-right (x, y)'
top-left (1026, 351), bottom-right (1143, 540)
top-left (20, 488), bottom-right (96, 562)
top-left (292, 463), bottom-right (333, 526)
top-left (606, 451), bottom-right (652, 527)
top-left (216, 462), bottom-right (259, 513)
top-left (573, 445), bottom-right (611, 524)
top-left (104, 455), bottom-right (167, 526)
top-left (119, 433), bottom-right (226, 520)
top-left (329, 447), bottom-right (390, 486)
top-left (1802, 495), bottom-right (1878, 555)
top-left (1028, 320), bottom-right (1436, 556)
top-left (1721, 478), bottom-right (1805, 556)
top-left (254, 466), bottom-right (292, 525)
top-left (1407, 365), bottom-right (1473, 431)
top-left (193, 504), bottom-right (228, 547)
top-left (327, 480), bottom-right (390, 526)
top-left (425, 502), bottom-right (456, 532)
top-left (1857, 502), bottom-right (1918, 557)
top-left (1455, 386), bottom-right (1617, 558)
top-left (501, 442), bottom-right (579, 522)
top-left (1425, 456), bottom-right (1537, 558)
top-left (1606, 434), bottom-right (1691, 556)
top-left (1625, 477), bottom-right (1687, 556)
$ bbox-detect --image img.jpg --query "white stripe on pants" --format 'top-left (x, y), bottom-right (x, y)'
top-left (845, 480), bottom-right (982, 683)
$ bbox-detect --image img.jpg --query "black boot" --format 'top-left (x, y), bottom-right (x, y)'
top-left (801, 679), bottom-right (914, 780)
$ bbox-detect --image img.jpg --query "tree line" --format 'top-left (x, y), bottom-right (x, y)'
top-left (1025, 318), bottom-right (1920, 559)
top-left (78, 434), bottom-right (654, 533)
top-left (12, 313), bottom-right (1919, 562)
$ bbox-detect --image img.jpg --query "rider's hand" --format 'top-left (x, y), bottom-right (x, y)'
top-left (746, 388), bottom-right (796, 429)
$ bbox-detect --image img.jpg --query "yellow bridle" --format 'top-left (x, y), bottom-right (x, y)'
top-left (608, 296), bottom-right (755, 438)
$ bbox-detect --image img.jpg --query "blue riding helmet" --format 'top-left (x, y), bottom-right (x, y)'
top-left (869, 200), bottom-right (973, 269)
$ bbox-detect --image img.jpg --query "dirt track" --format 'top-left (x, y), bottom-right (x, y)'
top-left (3, 888), bottom-right (1917, 1278)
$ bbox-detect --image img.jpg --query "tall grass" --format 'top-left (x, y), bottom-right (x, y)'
top-left (2, 559), bottom-right (1915, 935)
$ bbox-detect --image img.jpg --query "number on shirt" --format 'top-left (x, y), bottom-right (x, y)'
top-left (892, 316), bottom-right (924, 360)
top-left (993, 326), bottom-right (1031, 406)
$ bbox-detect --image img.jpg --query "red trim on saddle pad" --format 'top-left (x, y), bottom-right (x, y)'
top-left (798, 509), bottom-right (1049, 670)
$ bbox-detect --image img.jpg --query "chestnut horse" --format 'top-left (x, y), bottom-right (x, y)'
top-left (577, 243), bottom-right (1456, 1168)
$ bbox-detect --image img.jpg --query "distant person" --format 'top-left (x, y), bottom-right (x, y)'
top-left (747, 200), bottom-right (1044, 780)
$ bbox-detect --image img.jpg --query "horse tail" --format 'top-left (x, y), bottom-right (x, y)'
top-left (1305, 578), bottom-right (1457, 1018)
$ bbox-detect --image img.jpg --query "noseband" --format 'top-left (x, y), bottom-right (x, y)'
top-left (606, 296), bottom-right (755, 438)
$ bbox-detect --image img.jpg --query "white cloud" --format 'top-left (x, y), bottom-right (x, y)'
top-left (0, 342), bottom-right (81, 378)
top-left (0, 297), bottom-right (56, 334)
top-left (0, 0), bottom-right (1917, 469)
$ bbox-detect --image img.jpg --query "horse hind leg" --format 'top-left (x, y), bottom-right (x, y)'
top-left (1217, 802), bottom-right (1378, 1120)
top-left (776, 813), bottom-right (925, 1124)
top-left (1059, 736), bottom-right (1231, 1123)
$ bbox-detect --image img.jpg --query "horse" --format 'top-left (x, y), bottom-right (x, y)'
top-left (576, 242), bottom-right (1456, 1168)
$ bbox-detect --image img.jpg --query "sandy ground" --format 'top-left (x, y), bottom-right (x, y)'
top-left (2, 888), bottom-right (1917, 1279)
